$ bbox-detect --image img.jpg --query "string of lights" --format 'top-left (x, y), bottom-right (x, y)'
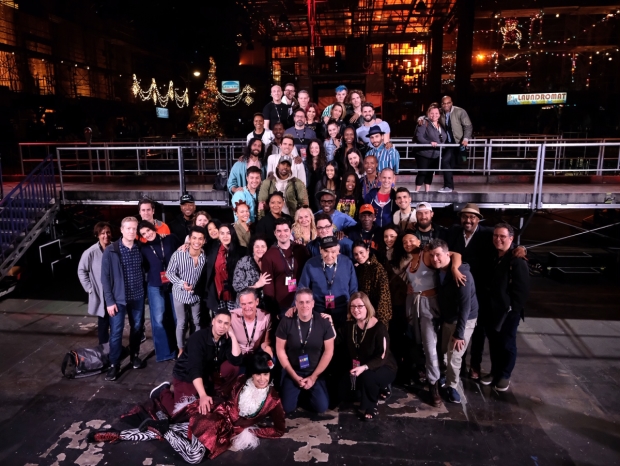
top-left (215, 85), bottom-right (256, 107)
top-left (131, 75), bottom-right (189, 108)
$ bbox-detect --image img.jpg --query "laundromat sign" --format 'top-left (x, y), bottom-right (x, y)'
top-left (221, 81), bottom-right (240, 94)
top-left (507, 92), bottom-right (567, 105)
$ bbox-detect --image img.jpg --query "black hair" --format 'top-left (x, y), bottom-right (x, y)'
top-left (218, 224), bottom-right (245, 299)
top-left (138, 198), bottom-right (156, 210)
top-left (395, 186), bottom-right (411, 195)
top-left (246, 350), bottom-right (273, 377)
top-left (138, 220), bottom-right (156, 232)
top-left (246, 166), bottom-right (262, 177)
top-left (274, 217), bottom-right (292, 230)
top-left (494, 222), bottom-right (515, 237)
top-left (314, 212), bottom-right (333, 226)
top-left (248, 234), bottom-right (269, 256)
top-left (189, 226), bottom-right (207, 239)
top-left (428, 238), bottom-right (449, 252)
top-left (93, 221), bottom-right (112, 237)
top-left (352, 239), bottom-right (369, 251)
top-left (244, 138), bottom-right (265, 162)
top-left (339, 170), bottom-right (361, 200)
top-left (305, 138), bottom-right (327, 173)
top-left (213, 309), bottom-right (232, 319)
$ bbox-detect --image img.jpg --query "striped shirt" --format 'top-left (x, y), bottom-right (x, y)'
top-left (367, 143), bottom-right (400, 174)
top-left (166, 249), bottom-right (206, 304)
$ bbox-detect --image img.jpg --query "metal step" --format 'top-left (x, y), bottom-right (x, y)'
top-left (549, 266), bottom-right (604, 283)
top-left (548, 251), bottom-right (595, 267)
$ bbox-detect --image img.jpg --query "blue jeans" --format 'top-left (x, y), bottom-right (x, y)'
top-left (147, 285), bottom-right (177, 362)
top-left (280, 369), bottom-right (329, 414)
top-left (109, 297), bottom-right (145, 366)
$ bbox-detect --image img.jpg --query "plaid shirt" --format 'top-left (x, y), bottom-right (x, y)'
top-left (119, 241), bottom-right (144, 301)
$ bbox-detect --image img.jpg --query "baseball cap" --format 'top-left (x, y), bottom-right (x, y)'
top-left (319, 235), bottom-right (339, 249)
top-left (416, 202), bottom-right (433, 212)
top-left (359, 204), bottom-right (375, 215)
top-left (180, 193), bottom-right (195, 204)
top-left (278, 156), bottom-right (292, 165)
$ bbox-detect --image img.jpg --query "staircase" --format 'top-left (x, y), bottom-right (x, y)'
top-left (0, 155), bottom-right (58, 281)
top-left (546, 249), bottom-right (612, 283)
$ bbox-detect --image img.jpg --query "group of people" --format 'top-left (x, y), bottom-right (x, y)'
top-left (234, 84), bottom-right (472, 199)
top-left (78, 87), bottom-right (524, 463)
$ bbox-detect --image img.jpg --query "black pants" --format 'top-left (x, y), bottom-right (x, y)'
top-left (357, 365), bottom-right (396, 411)
top-left (98, 313), bottom-right (110, 345)
top-left (487, 310), bottom-right (521, 381)
top-left (415, 155), bottom-right (438, 186)
top-left (441, 148), bottom-right (455, 189)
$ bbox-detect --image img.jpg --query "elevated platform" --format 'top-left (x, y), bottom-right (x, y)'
top-left (53, 175), bottom-right (620, 210)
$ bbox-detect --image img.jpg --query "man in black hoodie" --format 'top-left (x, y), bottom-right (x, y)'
top-left (428, 238), bottom-right (478, 404)
top-left (169, 193), bottom-right (196, 243)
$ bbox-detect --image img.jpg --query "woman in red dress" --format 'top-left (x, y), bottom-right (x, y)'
top-left (89, 351), bottom-right (285, 463)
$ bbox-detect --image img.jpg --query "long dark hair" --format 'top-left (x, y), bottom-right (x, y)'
top-left (306, 138), bottom-right (327, 173)
top-left (321, 160), bottom-right (341, 192)
top-left (343, 147), bottom-right (365, 176)
top-left (339, 170), bottom-right (361, 199)
top-left (218, 223), bottom-right (245, 289)
top-left (243, 137), bottom-right (264, 162)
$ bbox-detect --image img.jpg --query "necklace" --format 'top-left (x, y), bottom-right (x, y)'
top-left (294, 127), bottom-right (307, 144)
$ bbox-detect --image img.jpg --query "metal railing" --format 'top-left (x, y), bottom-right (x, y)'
top-left (0, 154), bottom-right (57, 272)
top-left (14, 138), bottom-right (620, 210)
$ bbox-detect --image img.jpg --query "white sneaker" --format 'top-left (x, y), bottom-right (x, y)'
top-left (438, 187), bottom-right (453, 193)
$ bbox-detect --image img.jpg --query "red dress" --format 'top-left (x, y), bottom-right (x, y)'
top-left (186, 375), bottom-right (286, 459)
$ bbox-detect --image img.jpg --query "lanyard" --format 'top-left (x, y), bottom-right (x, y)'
top-left (322, 261), bottom-right (338, 291)
top-left (149, 239), bottom-right (167, 270)
top-left (277, 245), bottom-right (295, 274)
top-left (352, 320), bottom-right (369, 351)
top-left (273, 102), bottom-right (282, 122)
top-left (242, 316), bottom-right (258, 348)
top-left (297, 316), bottom-right (313, 353)
top-left (294, 127), bottom-right (307, 143)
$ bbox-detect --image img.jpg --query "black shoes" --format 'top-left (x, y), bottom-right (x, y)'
top-left (105, 365), bottom-right (120, 381)
top-left (131, 356), bottom-right (144, 369)
top-left (138, 418), bottom-right (170, 436)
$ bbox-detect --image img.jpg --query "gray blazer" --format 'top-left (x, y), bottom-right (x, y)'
top-left (77, 242), bottom-right (106, 317)
top-left (440, 105), bottom-right (472, 144)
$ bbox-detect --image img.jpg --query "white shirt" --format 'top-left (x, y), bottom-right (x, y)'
top-left (266, 153), bottom-right (307, 185)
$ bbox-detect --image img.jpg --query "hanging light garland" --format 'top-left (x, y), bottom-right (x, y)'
top-left (500, 19), bottom-right (523, 48)
top-left (215, 85), bottom-right (256, 107)
top-left (131, 75), bottom-right (189, 108)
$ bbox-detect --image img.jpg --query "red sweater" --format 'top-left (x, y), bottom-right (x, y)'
top-left (261, 243), bottom-right (310, 312)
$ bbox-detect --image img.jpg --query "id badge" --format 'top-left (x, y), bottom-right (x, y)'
top-left (287, 278), bottom-right (297, 293)
top-left (299, 354), bottom-right (310, 369)
top-left (352, 359), bottom-right (361, 369)
top-left (325, 294), bottom-right (335, 309)
top-left (160, 271), bottom-right (170, 284)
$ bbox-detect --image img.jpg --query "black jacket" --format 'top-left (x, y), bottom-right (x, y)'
top-left (446, 224), bottom-right (496, 294)
top-left (414, 222), bottom-right (447, 247)
top-left (489, 248), bottom-right (530, 330)
top-left (169, 213), bottom-right (194, 244)
top-left (436, 263), bottom-right (478, 340)
top-left (172, 327), bottom-right (243, 392)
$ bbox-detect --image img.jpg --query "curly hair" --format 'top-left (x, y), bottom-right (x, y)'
top-left (345, 89), bottom-right (366, 106)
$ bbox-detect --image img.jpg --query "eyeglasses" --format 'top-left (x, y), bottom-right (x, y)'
top-left (350, 305), bottom-right (366, 310)
top-left (317, 225), bottom-right (333, 231)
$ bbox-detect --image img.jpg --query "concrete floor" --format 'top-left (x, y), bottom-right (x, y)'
top-left (0, 275), bottom-right (619, 466)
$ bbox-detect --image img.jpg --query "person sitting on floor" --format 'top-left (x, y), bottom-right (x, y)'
top-left (89, 351), bottom-right (285, 463)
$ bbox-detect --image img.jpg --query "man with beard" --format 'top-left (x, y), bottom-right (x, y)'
top-left (266, 134), bottom-right (306, 184)
top-left (286, 108), bottom-right (316, 153)
top-left (231, 166), bottom-right (262, 224)
top-left (265, 122), bottom-right (299, 161)
top-left (314, 189), bottom-right (357, 233)
top-left (282, 82), bottom-right (297, 107)
top-left (263, 85), bottom-right (291, 130)
top-left (345, 204), bottom-right (381, 253)
top-left (356, 102), bottom-right (390, 146)
top-left (360, 155), bottom-right (381, 200)
top-left (366, 125), bottom-right (400, 174)
top-left (228, 138), bottom-right (264, 195)
top-left (258, 156), bottom-right (308, 219)
top-left (446, 203), bottom-right (527, 380)
top-left (414, 202), bottom-right (447, 247)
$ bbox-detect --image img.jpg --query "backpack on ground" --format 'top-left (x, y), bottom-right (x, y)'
top-left (61, 342), bottom-right (110, 379)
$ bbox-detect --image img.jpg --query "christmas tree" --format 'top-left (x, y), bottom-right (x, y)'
top-left (187, 57), bottom-right (224, 138)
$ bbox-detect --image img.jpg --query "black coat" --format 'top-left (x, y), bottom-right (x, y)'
top-left (488, 248), bottom-right (530, 331)
top-left (435, 264), bottom-right (479, 340)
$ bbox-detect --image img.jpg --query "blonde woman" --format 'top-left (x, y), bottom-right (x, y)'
top-left (291, 207), bottom-right (317, 246)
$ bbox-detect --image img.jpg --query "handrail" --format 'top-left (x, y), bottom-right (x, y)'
top-left (0, 154), bottom-right (57, 264)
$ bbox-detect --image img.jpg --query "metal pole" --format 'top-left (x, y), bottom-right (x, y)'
top-left (55, 149), bottom-right (66, 205)
top-left (537, 144), bottom-right (546, 209)
top-left (19, 145), bottom-right (24, 175)
top-left (528, 221), bottom-right (620, 249)
top-left (178, 147), bottom-right (186, 195)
